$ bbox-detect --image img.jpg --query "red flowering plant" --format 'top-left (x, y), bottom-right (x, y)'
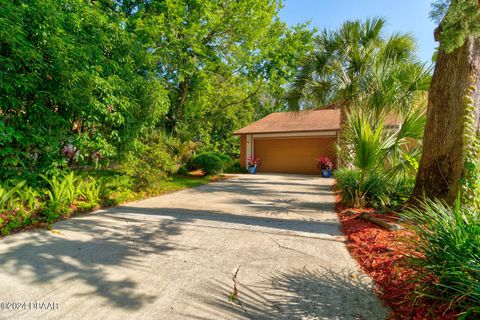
top-left (247, 155), bottom-right (260, 167)
top-left (316, 156), bottom-right (333, 170)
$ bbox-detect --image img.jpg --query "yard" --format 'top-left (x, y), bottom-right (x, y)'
top-left (1, 1), bottom-right (479, 319)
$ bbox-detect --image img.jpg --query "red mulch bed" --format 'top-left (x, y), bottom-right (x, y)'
top-left (335, 194), bottom-right (458, 320)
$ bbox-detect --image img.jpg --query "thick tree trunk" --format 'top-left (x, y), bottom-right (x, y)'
top-left (410, 36), bottom-right (480, 205)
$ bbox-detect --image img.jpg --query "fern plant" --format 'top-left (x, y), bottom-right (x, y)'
top-left (0, 180), bottom-right (25, 212)
top-left (17, 185), bottom-right (42, 212)
top-left (41, 172), bottom-right (78, 220)
top-left (78, 178), bottom-right (101, 207)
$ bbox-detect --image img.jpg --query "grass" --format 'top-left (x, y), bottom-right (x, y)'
top-left (103, 175), bottom-right (219, 206)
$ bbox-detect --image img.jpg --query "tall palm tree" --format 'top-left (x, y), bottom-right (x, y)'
top-left (286, 17), bottom-right (430, 166)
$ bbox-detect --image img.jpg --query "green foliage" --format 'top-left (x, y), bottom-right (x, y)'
top-left (334, 168), bottom-right (414, 209)
top-left (0, 180), bottom-right (25, 212)
top-left (123, 133), bottom-right (179, 190)
top-left (0, 0), bottom-right (168, 177)
top-left (126, 0), bottom-right (313, 154)
top-left (401, 200), bottom-right (480, 317)
top-left (17, 185), bottom-right (42, 213)
top-left (338, 109), bottom-right (424, 207)
top-left (192, 152), bottom-right (226, 175)
top-left (224, 160), bottom-right (249, 174)
top-left (216, 153), bottom-right (234, 170)
top-left (287, 17), bottom-right (429, 117)
top-left (461, 85), bottom-right (480, 209)
top-left (42, 172), bottom-right (78, 221)
top-left (0, 166), bottom-right (216, 235)
top-left (431, 0), bottom-right (480, 53)
top-left (78, 178), bottom-right (102, 209)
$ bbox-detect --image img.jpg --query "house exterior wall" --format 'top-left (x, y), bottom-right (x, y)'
top-left (240, 134), bottom-right (246, 167)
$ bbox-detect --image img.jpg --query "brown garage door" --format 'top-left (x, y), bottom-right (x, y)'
top-left (254, 136), bottom-right (336, 174)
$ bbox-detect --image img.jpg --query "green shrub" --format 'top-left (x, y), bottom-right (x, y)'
top-left (334, 168), bottom-right (360, 206)
top-left (124, 145), bottom-right (178, 190)
top-left (401, 200), bottom-right (480, 317)
top-left (224, 159), bottom-right (249, 173)
top-left (192, 152), bottom-right (225, 175)
top-left (334, 168), bottom-right (414, 209)
top-left (217, 153), bottom-right (233, 168)
top-left (176, 164), bottom-right (189, 175)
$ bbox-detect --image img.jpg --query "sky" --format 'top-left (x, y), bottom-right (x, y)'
top-left (279, 0), bottom-right (438, 64)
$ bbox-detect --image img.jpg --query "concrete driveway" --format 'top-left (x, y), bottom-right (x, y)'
top-left (0, 174), bottom-right (388, 320)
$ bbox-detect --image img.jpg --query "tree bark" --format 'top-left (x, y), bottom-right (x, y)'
top-left (409, 36), bottom-right (480, 205)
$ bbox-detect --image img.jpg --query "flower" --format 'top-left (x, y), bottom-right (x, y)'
top-left (247, 155), bottom-right (260, 167)
top-left (316, 156), bottom-right (333, 170)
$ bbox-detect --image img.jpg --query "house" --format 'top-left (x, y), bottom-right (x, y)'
top-left (233, 109), bottom-right (341, 175)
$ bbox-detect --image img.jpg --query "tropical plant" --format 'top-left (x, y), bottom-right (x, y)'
top-left (42, 172), bottom-right (78, 220)
top-left (0, 180), bottom-right (25, 212)
top-left (286, 17), bottom-right (429, 164)
top-left (78, 179), bottom-right (102, 207)
top-left (17, 185), bottom-right (42, 212)
top-left (338, 107), bottom-right (425, 208)
top-left (401, 199), bottom-right (480, 317)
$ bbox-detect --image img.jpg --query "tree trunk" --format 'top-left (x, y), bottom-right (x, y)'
top-left (410, 36), bottom-right (480, 205)
top-left (334, 100), bottom-right (350, 168)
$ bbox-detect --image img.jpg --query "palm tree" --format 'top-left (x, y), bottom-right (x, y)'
top-left (345, 107), bottom-right (426, 207)
top-left (286, 17), bottom-right (430, 166)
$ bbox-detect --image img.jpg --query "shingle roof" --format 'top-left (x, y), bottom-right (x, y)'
top-left (233, 109), bottom-right (341, 135)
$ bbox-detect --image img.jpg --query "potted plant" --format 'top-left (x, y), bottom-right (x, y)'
top-left (247, 155), bottom-right (260, 174)
top-left (316, 156), bottom-right (333, 177)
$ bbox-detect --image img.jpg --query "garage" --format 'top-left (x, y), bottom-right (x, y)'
top-left (234, 109), bottom-right (341, 175)
top-left (253, 136), bottom-right (337, 174)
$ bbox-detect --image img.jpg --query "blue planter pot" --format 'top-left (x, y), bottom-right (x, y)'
top-left (248, 166), bottom-right (257, 174)
top-left (321, 169), bottom-right (332, 178)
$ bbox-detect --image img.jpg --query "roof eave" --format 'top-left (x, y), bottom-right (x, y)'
top-left (233, 128), bottom-right (340, 135)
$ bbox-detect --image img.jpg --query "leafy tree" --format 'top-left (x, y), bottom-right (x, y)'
top-left (123, 0), bottom-right (313, 155)
top-left (0, 0), bottom-right (168, 177)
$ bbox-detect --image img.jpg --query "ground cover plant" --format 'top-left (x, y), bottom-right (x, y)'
top-left (0, 170), bottom-right (219, 236)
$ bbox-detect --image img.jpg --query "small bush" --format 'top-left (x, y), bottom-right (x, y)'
top-left (334, 168), bottom-right (360, 206)
top-left (192, 152), bottom-right (225, 175)
top-left (124, 145), bottom-right (178, 190)
top-left (217, 153), bottom-right (233, 169)
top-left (401, 200), bottom-right (480, 317)
top-left (224, 159), bottom-right (249, 173)
top-left (334, 168), bottom-right (414, 209)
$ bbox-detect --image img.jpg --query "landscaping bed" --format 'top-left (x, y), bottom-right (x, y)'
top-left (336, 195), bottom-right (458, 320)
top-left (0, 174), bottom-right (225, 237)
